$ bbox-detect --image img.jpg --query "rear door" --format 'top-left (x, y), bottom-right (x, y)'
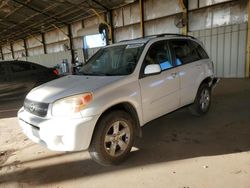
top-left (139, 40), bottom-right (180, 123)
top-left (169, 39), bottom-right (203, 106)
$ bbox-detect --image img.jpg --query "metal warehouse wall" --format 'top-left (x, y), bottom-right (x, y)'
top-left (18, 51), bottom-right (72, 68)
top-left (0, 0), bottom-right (249, 78)
top-left (190, 23), bottom-right (247, 78)
top-left (113, 0), bottom-right (182, 42)
top-left (188, 0), bottom-right (248, 77)
top-left (113, 0), bottom-right (248, 77)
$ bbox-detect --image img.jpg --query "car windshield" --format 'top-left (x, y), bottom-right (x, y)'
top-left (79, 43), bottom-right (145, 76)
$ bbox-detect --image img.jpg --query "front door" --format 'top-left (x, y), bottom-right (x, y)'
top-left (139, 40), bottom-right (180, 123)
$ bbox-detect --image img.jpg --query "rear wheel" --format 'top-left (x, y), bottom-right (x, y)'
top-left (89, 110), bottom-right (135, 166)
top-left (189, 84), bottom-right (211, 116)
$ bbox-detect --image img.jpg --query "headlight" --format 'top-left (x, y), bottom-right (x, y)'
top-left (52, 93), bottom-right (93, 117)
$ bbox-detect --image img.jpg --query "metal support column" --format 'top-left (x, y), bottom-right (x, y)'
top-left (41, 33), bottom-right (47, 54)
top-left (139, 0), bottom-right (145, 37)
top-left (68, 24), bottom-right (75, 66)
top-left (23, 38), bottom-right (28, 57)
top-left (108, 10), bottom-right (114, 43)
top-left (10, 43), bottom-right (15, 59)
top-left (0, 46), bottom-right (4, 60)
top-left (246, 0), bottom-right (250, 77)
top-left (179, 0), bottom-right (188, 35)
top-left (91, 0), bottom-right (114, 43)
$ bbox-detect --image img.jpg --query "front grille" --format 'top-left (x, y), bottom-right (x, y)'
top-left (24, 98), bottom-right (49, 117)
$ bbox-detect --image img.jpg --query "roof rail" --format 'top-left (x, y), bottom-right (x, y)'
top-left (118, 33), bottom-right (196, 43)
top-left (152, 33), bottom-right (196, 39)
top-left (118, 35), bottom-right (155, 43)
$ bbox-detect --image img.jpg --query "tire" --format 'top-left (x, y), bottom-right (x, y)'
top-left (88, 110), bottom-right (135, 166)
top-left (189, 83), bottom-right (211, 116)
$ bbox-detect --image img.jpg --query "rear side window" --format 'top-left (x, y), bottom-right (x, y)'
top-left (10, 62), bottom-right (31, 73)
top-left (189, 41), bottom-right (209, 59)
top-left (170, 40), bottom-right (200, 65)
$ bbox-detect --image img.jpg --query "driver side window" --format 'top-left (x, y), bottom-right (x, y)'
top-left (144, 40), bottom-right (173, 71)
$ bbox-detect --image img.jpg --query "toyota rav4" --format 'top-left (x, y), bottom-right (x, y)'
top-left (18, 34), bottom-right (218, 165)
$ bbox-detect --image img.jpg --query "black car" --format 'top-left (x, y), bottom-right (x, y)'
top-left (0, 60), bottom-right (59, 101)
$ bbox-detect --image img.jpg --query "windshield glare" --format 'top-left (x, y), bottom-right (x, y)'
top-left (79, 43), bottom-right (144, 76)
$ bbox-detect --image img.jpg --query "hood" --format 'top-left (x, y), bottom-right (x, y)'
top-left (26, 75), bottom-right (124, 103)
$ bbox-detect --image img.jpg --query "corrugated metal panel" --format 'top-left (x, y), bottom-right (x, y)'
top-left (145, 16), bottom-right (180, 36)
top-left (45, 26), bottom-right (69, 44)
top-left (123, 3), bottom-right (140, 25)
top-left (200, 0), bottom-right (232, 7)
top-left (113, 3), bottom-right (140, 28)
top-left (76, 48), bottom-right (85, 63)
top-left (2, 44), bottom-right (11, 54)
top-left (114, 24), bottom-right (141, 42)
top-left (189, 0), bottom-right (198, 10)
top-left (14, 50), bottom-right (26, 59)
top-left (13, 40), bottom-right (25, 51)
top-left (189, 0), bottom-right (233, 10)
top-left (28, 46), bottom-right (44, 56)
top-left (189, 23), bottom-right (247, 78)
top-left (3, 53), bottom-right (12, 60)
top-left (73, 37), bottom-right (83, 49)
top-left (83, 14), bottom-right (104, 28)
top-left (144, 0), bottom-right (181, 21)
top-left (27, 51), bottom-right (72, 68)
top-left (71, 21), bottom-right (83, 37)
top-left (189, 0), bottom-right (247, 31)
top-left (27, 35), bottom-right (42, 48)
top-left (46, 41), bottom-right (69, 54)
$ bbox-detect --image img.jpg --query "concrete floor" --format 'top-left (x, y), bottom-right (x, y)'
top-left (0, 78), bottom-right (250, 188)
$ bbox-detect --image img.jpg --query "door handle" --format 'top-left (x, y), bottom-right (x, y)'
top-left (171, 72), bottom-right (177, 78)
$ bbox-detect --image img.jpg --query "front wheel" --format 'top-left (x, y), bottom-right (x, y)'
top-left (189, 84), bottom-right (211, 116)
top-left (89, 110), bottom-right (135, 166)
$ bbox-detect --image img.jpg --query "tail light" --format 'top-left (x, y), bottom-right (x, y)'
top-left (53, 69), bottom-right (59, 75)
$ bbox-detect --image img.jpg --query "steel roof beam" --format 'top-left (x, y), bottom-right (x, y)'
top-left (11, 0), bottom-right (68, 25)
top-left (0, 3), bottom-right (58, 37)
top-left (92, 0), bottom-right (110, 10)
top-left (1, 4), bottom-right (90, 42)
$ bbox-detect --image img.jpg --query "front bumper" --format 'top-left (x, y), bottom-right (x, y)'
top-left (18, 107), bottom-right (99, 151)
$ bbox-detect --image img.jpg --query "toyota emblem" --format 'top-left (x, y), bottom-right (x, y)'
top-left (29, 103), bottom-right (35, 112)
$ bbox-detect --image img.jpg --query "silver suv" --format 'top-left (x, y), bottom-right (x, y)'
top-left (18, 34), bottom-right (218, 165)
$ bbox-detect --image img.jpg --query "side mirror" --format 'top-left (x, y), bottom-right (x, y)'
top-left (144, 64), bottom-right (161, 75)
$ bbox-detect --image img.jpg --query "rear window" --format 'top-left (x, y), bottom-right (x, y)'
top-left (170, 39), bottom-right (200, 65)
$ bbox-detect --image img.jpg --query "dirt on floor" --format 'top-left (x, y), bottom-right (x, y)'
top-left (0, 78), bottom-right (250, 188)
